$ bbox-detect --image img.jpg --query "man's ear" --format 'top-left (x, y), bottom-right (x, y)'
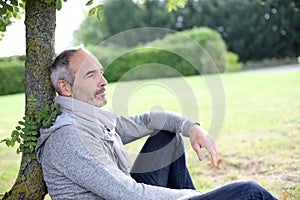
top-left (57, 80), bottom-right (73, 97)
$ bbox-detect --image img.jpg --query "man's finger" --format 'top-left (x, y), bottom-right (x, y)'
top-left (192, 143), bottom-right (205, 161)
top-left (204, 137), bottom-right (219, 167)
top-left (211, 142), bottom-right (219, 167)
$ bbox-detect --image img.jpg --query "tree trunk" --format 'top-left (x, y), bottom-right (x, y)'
top-left (2, 0), bottom-right (56, 199)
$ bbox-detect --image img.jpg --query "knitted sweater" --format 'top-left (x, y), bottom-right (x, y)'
top-left (36, 96), bottom-right (202, 200)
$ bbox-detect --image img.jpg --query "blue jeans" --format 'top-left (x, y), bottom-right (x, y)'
top-left (130, 130), bottom-right (195, 189)
top-left (130, 131), bottom-right (277, 200)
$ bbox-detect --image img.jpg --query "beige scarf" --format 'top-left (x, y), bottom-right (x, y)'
top-left (55, 96), bottom-right (132, 172)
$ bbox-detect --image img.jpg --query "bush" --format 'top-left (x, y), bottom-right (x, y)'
top-left (183, 28), bottom-right (227, 73)
top-left (91, 27), bottom-right (233, 82)
top-left (225, 52), bottom-right (243, 72)
top-left (0, 61), bottom-right (25, 95)
top-left (149, 27), bottom-right (228, 73)
top-left (106, 48), bottom-right (197, 82)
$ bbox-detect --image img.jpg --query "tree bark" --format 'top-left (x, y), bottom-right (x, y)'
top-left (2, 0), bottom-right (56, 199)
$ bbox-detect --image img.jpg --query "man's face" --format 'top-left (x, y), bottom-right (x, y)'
top-left (69, 49), bottom-right (108, 107)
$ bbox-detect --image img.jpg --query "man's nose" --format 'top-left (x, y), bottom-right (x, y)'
top-left (98, 74), bottom-right (108, 87)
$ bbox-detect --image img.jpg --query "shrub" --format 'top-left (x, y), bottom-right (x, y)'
top-left (182, 27), bottom-right (227, 73)
top-left (90, 27), bottom-right (235, 82)
top-left (225, 52), bottom-right (243, 72)
top-left (0, 61), bottom-right (25, 95)
top-left (105, 48), bottom-right (197, 82)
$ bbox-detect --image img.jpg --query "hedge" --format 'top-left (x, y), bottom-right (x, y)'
top-left (0, 61), bottom-right (25, 95)
top-left (0, 27), bottom-right (241, 95)
top-left (91, 27), bottom-right (236, 82)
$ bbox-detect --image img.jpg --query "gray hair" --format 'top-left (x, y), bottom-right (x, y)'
top-left (50, 46), bottom-right (83, 94)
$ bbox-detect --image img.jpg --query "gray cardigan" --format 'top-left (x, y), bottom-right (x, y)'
top-left (36, 109), bottom-right (202, 200)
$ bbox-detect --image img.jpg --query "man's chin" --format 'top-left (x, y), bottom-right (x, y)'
top-left (95, 98), bottom-right (107, 108)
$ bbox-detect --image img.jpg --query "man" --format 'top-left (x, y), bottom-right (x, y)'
top-left (36, 46), bottom-right (277, 199)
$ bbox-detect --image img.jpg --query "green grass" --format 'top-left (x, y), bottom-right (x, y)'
top-left (0, 94), bottom-right (24, 193)
top-left (0, 70), bottom-right (299, 199)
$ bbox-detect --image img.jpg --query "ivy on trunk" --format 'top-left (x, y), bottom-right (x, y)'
top-left (2, 0), bottom-right (56, 199)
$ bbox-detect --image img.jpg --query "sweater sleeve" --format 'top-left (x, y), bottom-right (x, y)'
top-left (116, 110), bottom-right (196, 144)
top-left (45, 126), bottom-right (201, 200)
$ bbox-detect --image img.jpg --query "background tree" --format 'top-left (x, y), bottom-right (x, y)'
top-left (74, 0), bottom-right (178, 47)
top-left (0, 0), bottom-right (24, 40)
top-left (74, 0), bottom-right (300, 62)
top-left (185, 0), bottom-right (300, 61)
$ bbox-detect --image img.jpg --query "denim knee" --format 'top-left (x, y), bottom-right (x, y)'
top-left (241, 181), bottom-right (277, 200)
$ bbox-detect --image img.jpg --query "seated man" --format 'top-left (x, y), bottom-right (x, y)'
top-left (36, 46), bottom-right (277, 200)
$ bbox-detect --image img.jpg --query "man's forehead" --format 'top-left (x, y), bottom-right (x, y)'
top-left (70, 49), bottom-right (102, 71)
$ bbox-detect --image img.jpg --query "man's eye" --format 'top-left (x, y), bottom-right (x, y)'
top-left (87, 73), bottom-right (95, 78)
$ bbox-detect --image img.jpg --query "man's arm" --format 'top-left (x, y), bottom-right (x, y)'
top-left (116, 110), bottom-right (195, 144)
top-left (116, 111), bottom-right (219, 167)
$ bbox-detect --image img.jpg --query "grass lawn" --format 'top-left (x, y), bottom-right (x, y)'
top-left (0, 70), bottom-right (299, 199)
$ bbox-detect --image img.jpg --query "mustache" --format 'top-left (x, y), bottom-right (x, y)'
top-left (95, 88), bottom-right (106, 95)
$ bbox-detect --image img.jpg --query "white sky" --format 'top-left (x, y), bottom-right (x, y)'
top-left (0, 1), bottom-right (90, 57)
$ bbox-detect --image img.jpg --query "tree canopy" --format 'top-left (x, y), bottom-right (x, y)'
top-left (74, 0), bottom-right (300, 62)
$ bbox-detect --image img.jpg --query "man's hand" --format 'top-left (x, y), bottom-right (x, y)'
top-left (189, 124), bottom-right (219, 167)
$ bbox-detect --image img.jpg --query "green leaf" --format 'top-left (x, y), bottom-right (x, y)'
top-left (0, 138), bottom-right (6, 144)
top-left (56, 0), bottom-right (63, 11)
top-left (36, 118), bottom-right (41, 123)
top-left (13, 12), bottom-right (20, 19)
top-left (19, 2), bottom-right (25, 9)
top-left (96, 4), bottom-right (104, 9)
top-left (31, 131), bottom-right (39, 136)
top-left (11, 0), bottom-right (18, 6)
top-left (12, 130), bottom-right (20, 137)
top-left (45, 104), bottom-right (50, 111)
top-left (0, 7), bottom-right (6, 15)
top-left (30, 137), bottom-right (38, 141)
top-left (23, 141), bottom-right (31, 146)
top-left (3, 139), bottom-right (9, 146)
top-left (6, 4), bottom-right (14, 12)
top-left (86, 0), bottom-right (93, 6)
top-left (20, 133), bottom-right (29, 140)
top-left (88, 7), bottom-right (96, 16)
top-left (6, 140), bottom-right (14, 147)
top-left (56, 103), bottom-right (61, 110)
top-left (18, 121), bottom-right (25, 126)
top-left (96, 9), bottom-right (103, 20)
top-left (30, 141), bottom-right (37, 146)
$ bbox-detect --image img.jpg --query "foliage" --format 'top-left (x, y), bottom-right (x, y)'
top-left (166, 0), bottom-right (188, 12)
top-left (0, 0), bottom-right (103, 39)
top-left (0, 96), bottom-right (61, 154)
top-left (86, 1), bottom-right (104, 20)
top-left (90, 27), bottom-right (229, 82)
top-left (182, 27), bottom-right (227, 73)
top-left (225, 52), bottom-right (243, 72)
top-left (0, 61), bottom-right (25, 95)
top-left (0, 0), bottom-right (25, 40)
top-left (74, 0), bottom-right (177, 45)
top-left (74, 0), bottom-right (300, 62)
top-left (1, 0), bottom-right (187, 41)
top-left (101, 47), bottom-right (197, 82)
top-left (175, 0), bottom-right (300, 61)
